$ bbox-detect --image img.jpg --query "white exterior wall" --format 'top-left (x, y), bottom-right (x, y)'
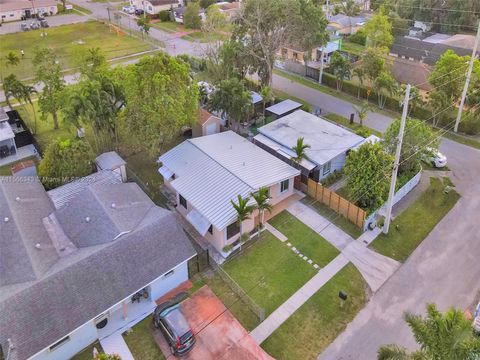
top-left (29, 322), bottom-right (98, 360)
top-left (0, 5), bottom-right (58, 22)
top-left (29, 261), bottom-right (191, 360)
top-left (319, 152), bottom-right (346, 180)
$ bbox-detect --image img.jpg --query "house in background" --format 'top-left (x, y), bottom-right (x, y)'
top-left (216, 1), bottom-right (240, 21)
top-left (0, 155), bottom-right (196, 360)
top-left (265, 99), bottom-right (303, 120)
top-left (158, 131), bottom-right (300, 256)
top-left (193, 108), bottom-right (222, 137)
top-left (254, 110), bottom-right (365, 184)
top-left (173, 5), bottom-right (206, 23)
top-left (0, 0), bottom-right (57, 22)
top-left (328, 13), bottom-right (368, 35)
top-left (130, 0), bottom-right (179, 15)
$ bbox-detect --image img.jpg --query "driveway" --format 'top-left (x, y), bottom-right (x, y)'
top-left (0, 14), bottom-right (87, 35)
top-left (318, 139), bottom-right (480, 359)
top-left (155, 286), bottom-right (273, 360)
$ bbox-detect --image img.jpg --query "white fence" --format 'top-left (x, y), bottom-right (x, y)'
top-left (364, 171), bottom-right (422, 231)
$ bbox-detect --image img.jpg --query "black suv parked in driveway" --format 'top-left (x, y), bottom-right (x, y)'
top-left (153, 302), bottom-right (196, 356)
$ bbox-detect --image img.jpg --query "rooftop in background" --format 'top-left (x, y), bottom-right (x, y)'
top-left (0, 121), bottom-right (14, 142)
top-left (266, 99), bottom-right (303, 116)
top-left (95, 151), bottom-right (127, 171)
top-left (0, 107), bottom-right (9, 123)
top-left (158, 131), bottom-right (299, 230)
top-left (0, 0), bottom-right (57, 12)
top-left (256, 110), bottom-right (364, 166)
top-left (198, 108), bottom-right (216, 125)
top-left (251, 91), bottom-right (263, 105)
top-left (328, 13), bottom-right (368, 28)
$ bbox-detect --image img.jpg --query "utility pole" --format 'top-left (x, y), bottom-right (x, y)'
top-left (383, 84), bottom-right (411, 234)
top-left (454, 21), bottom-right (480, 133)
top-left (319, 0), bottom-right (330, 84)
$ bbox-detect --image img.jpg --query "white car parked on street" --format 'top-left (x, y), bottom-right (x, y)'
top-left (423, 147), bottom-right (447, 168)
top-left (122, 5), bottom-right (136, 14)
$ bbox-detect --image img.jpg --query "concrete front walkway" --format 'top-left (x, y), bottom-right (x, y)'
top-left (100, 333), bottom-right (134, 360)
top-left (286, 201), bottom-right (400, 293)
top-left (250, 254), bottom-right (349, 344)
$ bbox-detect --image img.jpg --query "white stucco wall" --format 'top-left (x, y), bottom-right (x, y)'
top-left (150, 261), bottom-right (189, 301)
top-left (319, 152), bottom-right (347, 180)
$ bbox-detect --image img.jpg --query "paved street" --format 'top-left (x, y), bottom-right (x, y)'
top-left (0, 13), bottom-right (87, 35)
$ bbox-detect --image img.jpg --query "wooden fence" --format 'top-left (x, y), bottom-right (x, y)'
top-left (307, 179), bottom-right (366, 229)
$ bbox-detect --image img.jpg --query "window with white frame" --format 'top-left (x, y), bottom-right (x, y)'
top-left (322, 161), bottom-right (331, 176)
top-left (280, 179), bottom-right (289, 193)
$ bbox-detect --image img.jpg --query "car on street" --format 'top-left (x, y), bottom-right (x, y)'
top-left (422, 147), bottom-right (447, 168)
top-left (122, 5), bottom-right (135, 14)
top-left (153, 302), bottom-right (196, 356)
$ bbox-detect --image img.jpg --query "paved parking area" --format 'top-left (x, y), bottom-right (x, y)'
top-left (155, 286), bottom-right (273, 360)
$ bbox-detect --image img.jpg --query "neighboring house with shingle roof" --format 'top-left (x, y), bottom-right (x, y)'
top-left (0, 158), bottom-right (196, 360)
top-left (158, 131), bottom-right (300, 256)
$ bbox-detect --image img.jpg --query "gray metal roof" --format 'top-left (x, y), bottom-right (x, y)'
top-left (266, 99), bottom-right (303, 116)
top-left (257, 110), bottom-right (365, 166)
top-left (95, 151), bottom-right (126, 171)
top-left (0, 178), bottom-right (196, 360)
top-left (158, 131), bottom-right (299, 229)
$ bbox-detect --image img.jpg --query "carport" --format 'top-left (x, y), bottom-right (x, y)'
top-left (154, 286), bottom-right (273, 360)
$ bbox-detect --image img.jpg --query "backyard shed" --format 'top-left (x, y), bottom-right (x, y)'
top-left (265, 99), bottom-right (303, 120)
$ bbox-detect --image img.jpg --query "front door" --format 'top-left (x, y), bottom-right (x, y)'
top-left (25, 9), bottom-right (31, 18)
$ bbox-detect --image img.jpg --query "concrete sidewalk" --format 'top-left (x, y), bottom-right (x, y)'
top-left (250, 254), bottom-right (349, 344)
top-left (100, 333), bottom-right (134, 360)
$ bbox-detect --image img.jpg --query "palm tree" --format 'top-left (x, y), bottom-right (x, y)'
top-left (231, 195), bottom-right (257, 245)
top-left (3, 75), bottom-right (38, 134)
top-left (20, 85), bottom-right (39, 135)
top-left (259, 85), bottom-right (274, 116)
top-left (292, 137), bottom-right (311, 164)
top-left (353, 101), bottom-right (369, 126)
top-left (251, 187), bottom-right (272, 229)
top-left (2, 51), bottom-right (20, 109)
top-left (378, 303), bottom-right (480, 360)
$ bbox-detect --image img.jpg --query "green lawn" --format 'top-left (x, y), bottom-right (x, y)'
top-left (301, 197), bottom-right (363, 239)
top-left (152, 21), bottom-right (186, 33)
top-left (71, 341), bottom-right (103, 360)
top-left (57, 2), bottom-right (93, 15)
top-left (261, 264), bottom-right (368, 360)
top-left (268, 211), bottom-right (339, 266)
top-left (323, 113), bottom-right (383, 138)
top-left (222, 231), bottom-right (316, 316)
top-left (181, 31), bottom-right (228, 43)
top-left (123, 315), bottom-right (165, 360)
top-left (340, 40), bottom-right (365, 56)
top-left (0, 21), bottom-right (151, 79)
top-left (370, 177), bottom-right (460, 262)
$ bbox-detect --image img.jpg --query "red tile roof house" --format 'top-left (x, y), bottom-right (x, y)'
top-left (0, 158), bottom-right (196, 360)
top-left (158, 131), bottom-right (300, 258)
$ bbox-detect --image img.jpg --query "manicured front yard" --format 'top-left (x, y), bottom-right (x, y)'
top-left (268, 210), bottom-right (339, 266)
top-left (181, 31), bottom-right (228, 43)
top-left (123, 316), bottom-right (165, 360)
top-left (261, 264), bottom-right (368, 360)
top-left (301, 197), bottom-right (363, 239)
top-left (152, 21), bottom-right (186, 33)
top-left (370, 177), bottom-right (460, 262)
top-left (0, 21), bottom-right (151, 79)
top-left (222, 231), bottom-right (316, 316)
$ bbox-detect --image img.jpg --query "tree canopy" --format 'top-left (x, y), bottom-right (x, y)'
top-left (38, 138), bottom-right (94, 189)
top-left (363, 7), bottom-right (393, 48)
top-left (184, 2), bottom-right (202, 29)
top-left (344, 142), bottom-right (393, 213)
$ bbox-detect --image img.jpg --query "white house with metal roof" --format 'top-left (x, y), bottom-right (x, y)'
top-left (158, 131), bottom-right (300, 255)
top-left (254, 110), bottom-right (366, 184)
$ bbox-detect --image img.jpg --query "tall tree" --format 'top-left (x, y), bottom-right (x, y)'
top-left (259, 85), bottom-right (274, 115)
top-left (427, 90), bottom-right (450, 127)
top-left (374, 71), bottom-right (397, 109)
top-left (2, 51), bottom-right (20, 109)
top-left (231, 195), bottom-right (257, 242)
top-left (184, 2), bottom-right (202, 29)
top-left (353, 101), bottom-right (370, 126)
top-left (329, 52), bottom-right (352, 91)
top-left (233, 0), bottom-right (298, 86)
top-left (378, 303), bottom-right (480, 360)
top-left (344, 142), bottom-right (393, 212)
top-left (292, 137), bottom-right (311, 164)
top-left (202, 5), bottom-right (226, 34)
top-left (205, 39), bottom-right (250, 84)
top-left (361, 47), bottom-right (386, 84)
top-left (383, 117), bottom-right (438, 175)
top-left (251, 187), bottom-right (273, 228)
top-left (119, 53), bottom-right (198, 156)
top-left (363, 7), bottom-right (393, 49)
top-left (353, 67), bottom-right (365, 99)
top-left (208, 77), bottom-right (252, 132)
top-left (33, 48), bottom-right (65, 130)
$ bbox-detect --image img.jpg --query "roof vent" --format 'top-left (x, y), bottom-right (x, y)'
top-left (111, 203), bottom-right (116, 209)
top-left (15, 196), bottom-right (20, 201)
top-left (35, 243), bottom-right (41, 250)
top-left (4, 217), bottom-right (9, 223)
top-left (242, 162), bottom-right (245, 166)
top-left (85, 216), bottom-right (91, 223)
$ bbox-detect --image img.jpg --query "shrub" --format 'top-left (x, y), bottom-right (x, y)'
top-left (321, 169), bottom-right (343, 187)
top-left (222, 244), bottom-right (234, 253)
top-left (158, 10), bottom-right (171, 22)
top-left (458, 113), bottom-right (480, 135)
top-left (349, 28), bottom-right (367, 46)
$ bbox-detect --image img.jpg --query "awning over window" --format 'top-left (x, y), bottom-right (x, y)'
top-left (158, 166), bottom-right (174, 180)
top-left (186, 209), bottom-right (211, 236)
